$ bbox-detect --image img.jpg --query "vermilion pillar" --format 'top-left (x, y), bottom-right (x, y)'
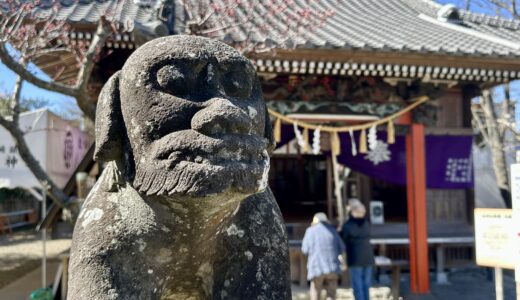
top-left (406, 123), bottom-right (430, 294)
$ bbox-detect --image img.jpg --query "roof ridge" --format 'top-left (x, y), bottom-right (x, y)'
top-left (401, 0), bottom-right (520, 30)
top-left (418, 13), bottom-right (520, 50)
top-left (458, 10), bottom-right (520, 30)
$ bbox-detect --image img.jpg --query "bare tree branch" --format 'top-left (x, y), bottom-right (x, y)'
top-left (474, 0), bottom-right (520, 18)
top-left (76, 94), bottom-right (96, 121)
top-left (27, 47), bottom-right (70, 58)
top-left (480, 89), bottom-right (511, 208)
top-left (0, 43), bottom-right (79, 97)
top-left (0, 112), bottom-right (13, 129)
top-left (176, 0), bottom-right (336, 54)
top-left (471, 104), bottom-right (491, 142)
top-left (497, 119), bottom-right (520, 140)
top-left (10, 70), bottom-right (23, 125)
top-left (77, 19), bottom-right (111, 91)
top-left (0, 81), bottom-right (66, 207)
top-left (9, 123), bottom-right (66, 207)
top-left (0, 3), bottom-right (123, 122)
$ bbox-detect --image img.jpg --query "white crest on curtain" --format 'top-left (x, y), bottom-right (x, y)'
top-left (365, 140), bottom-right (391, 165)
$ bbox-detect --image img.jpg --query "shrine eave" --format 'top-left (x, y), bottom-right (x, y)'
top-left (251, 49), bottom-right (520, 83)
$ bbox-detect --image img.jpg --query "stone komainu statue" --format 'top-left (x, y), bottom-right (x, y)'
top-left (68, 35), bottom-right (291, 300)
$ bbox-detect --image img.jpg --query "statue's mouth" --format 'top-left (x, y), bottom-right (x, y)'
top-left (153, 130), bottom-right (268, 168)
top-left (133, 130), bottom-right (269, 196)
top-left (164, 149), bottom-right (267, 167)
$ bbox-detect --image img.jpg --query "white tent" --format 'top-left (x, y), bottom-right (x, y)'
top-left (0, 108), bottom-right (92, 190)
top-left (0, 108), bottom-right (93, 289)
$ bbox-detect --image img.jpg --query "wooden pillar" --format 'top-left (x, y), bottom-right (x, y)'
top-left (326, 156), bottom-right (334, 220)
top-left (406, 123), bottom-right (430, 293)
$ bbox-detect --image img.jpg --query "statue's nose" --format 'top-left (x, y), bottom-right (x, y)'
top-left (191, 98), bottom-right (251, 135)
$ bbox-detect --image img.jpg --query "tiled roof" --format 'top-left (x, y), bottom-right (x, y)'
top-left (214, 0), bottom-right (520, 58)
top-left (32, 0), bottom-right (162, 27)
top-left (15, 0), bottom-right (520, 82)
top-left (28, 0), bottom-right (520, 58)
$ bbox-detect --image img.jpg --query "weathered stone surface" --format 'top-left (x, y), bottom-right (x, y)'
top-left (68, 35), bottom-right (290, 299)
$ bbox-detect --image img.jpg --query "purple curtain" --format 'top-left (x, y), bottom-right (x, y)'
top-left (275, 125), bottom-right (474, 189)
top-left (275, 124), bottom-right (296, 149)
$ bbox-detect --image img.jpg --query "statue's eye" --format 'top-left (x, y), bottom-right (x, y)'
top-left (222, 69), bottom-right (252, 99)
top-left (156, 65), bottom-right (187, 96)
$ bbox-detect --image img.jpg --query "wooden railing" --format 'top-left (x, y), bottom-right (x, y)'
top-left (0, 209), bottom-right (38, 235)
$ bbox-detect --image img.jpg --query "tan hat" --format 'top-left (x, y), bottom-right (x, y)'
top-left (311, 212), bottom-right (329, 225)
top-left (348, 199), bottom-right (366, 218)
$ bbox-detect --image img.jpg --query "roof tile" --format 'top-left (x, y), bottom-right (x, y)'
top-left (29, 0), bottom-right (520, 58)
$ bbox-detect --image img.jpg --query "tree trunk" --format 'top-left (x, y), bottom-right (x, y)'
top-left (481, 90), bottom-right (511, 208)
top-left (77, 94), bottom-right (97, 122)
top-left (1, 118), bottom-right (67, 208)
top-left (0, 76), bottom-right (67, 207)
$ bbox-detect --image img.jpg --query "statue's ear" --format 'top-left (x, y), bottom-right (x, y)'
top-left (94, 71), bottom-right (124, 162)
top-left (264, 104), bottom-right (275, 154)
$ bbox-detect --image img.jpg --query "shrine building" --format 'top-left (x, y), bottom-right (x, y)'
top-left (24, 0), bottom-right (520, 294)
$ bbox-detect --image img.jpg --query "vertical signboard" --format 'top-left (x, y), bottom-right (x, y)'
top-left (474, 208), bottom-right (515, 269)
top-left (510, 164), bottom-right (520, 282)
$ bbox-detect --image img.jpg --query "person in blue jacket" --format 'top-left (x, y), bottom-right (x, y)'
top-left (302, 212), bottom-right (346, 300)
top-left (341, 199), bottom-right (375, 300)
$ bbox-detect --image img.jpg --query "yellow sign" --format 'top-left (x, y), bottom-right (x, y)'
top-left (474, 208), bottom-right (516, 269)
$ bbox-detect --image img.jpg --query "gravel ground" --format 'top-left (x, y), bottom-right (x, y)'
top-left (292, 267), bottom-right (516, 300)
top-left (292, 285), bottom-right (392, 300)
top-left (1, 231), bottom-right (512, 300)
top-left (0, 230), bottom-right (71, 288)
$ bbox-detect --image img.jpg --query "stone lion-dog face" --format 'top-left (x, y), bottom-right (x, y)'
top-left (95, 35), bottom-right (274, 197)
top-left (69, 35), bottom-right (290, 300)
